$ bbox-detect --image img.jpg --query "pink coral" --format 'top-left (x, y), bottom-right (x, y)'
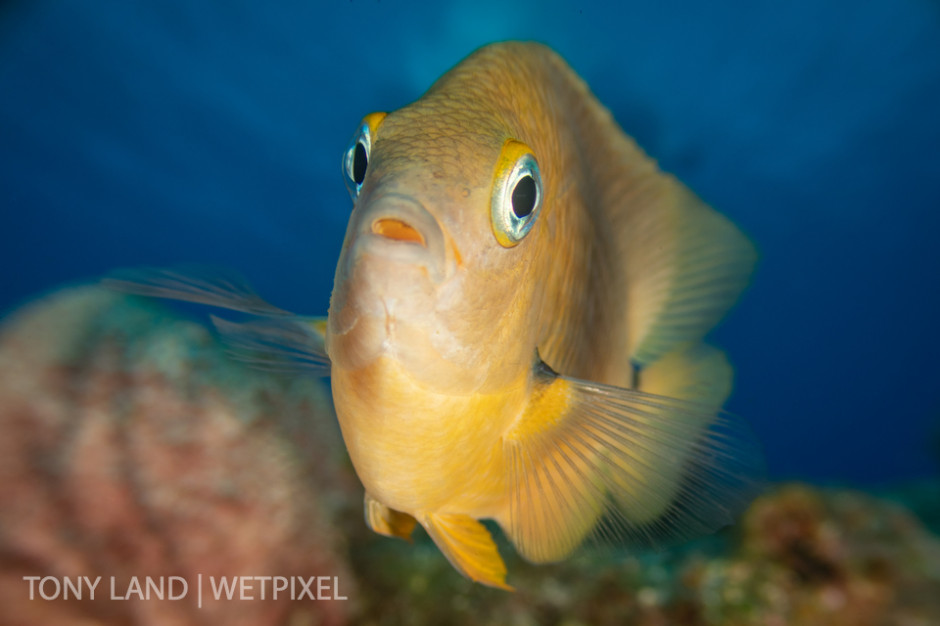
top-left (0, 287), bottom-right (358, 626)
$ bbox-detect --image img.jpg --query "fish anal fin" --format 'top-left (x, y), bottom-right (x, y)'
top-left (612, 344), bottom-right (734, 524)
top-left (504, 365), bottom-right (762, 559)
top-left (640, 344), bottom-right (732, 414)
top-left (364, 493), bottom-right (416, 541)
top-left (421, 513), bottom-right (513, 591)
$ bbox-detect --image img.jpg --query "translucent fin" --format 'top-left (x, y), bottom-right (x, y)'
top-left (504, 364), bottom-right (762, 564)
top-left (103, 265), bottom-right (330, 374)
top-left (640, 343), bottom-right (732, 409)
top-left (624, 185), bottom-right (757, 366)
top-left (421, 513), bottom-right (513, 591)
top-left (102, 265), bottom-right (293, 317)
top-left (364, 493), bottom-right (417, 541)
top-left (210, 315), bottom-right (330, 375)
top-left (619, 343), bottom-right (735, 525)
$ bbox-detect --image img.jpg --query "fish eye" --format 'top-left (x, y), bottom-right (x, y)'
top-left (343, 126), bottom-right (371, 199)
top-left (352, 142), bottom-right (368, 185)
top-left (343, 112), bottom-right (387, 200)
top-left (491, 140), bottom-right (543, 247)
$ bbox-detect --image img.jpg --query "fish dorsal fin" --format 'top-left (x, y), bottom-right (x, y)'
top-left (620, 178), bottom-right (757, 365)
top-left (538, 49), bottom-right (756, 368)
top-left (421, 513), bottom-right (513, 591)
top-left (502, 357), bottom-right (762, 564)
top-left (102, 266), bottom-right (330, 375)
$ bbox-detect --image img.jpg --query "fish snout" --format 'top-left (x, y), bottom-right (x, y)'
top-left (355, 193), bottom-right (453, 283)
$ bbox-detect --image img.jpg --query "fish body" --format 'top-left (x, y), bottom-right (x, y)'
top-left (107, 42), bottom-right (761, 590)
top-left (326, 42), bottom-right (759, 588)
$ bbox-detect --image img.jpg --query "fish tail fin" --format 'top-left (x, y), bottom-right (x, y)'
top-left (421, 513), bottom-right (513, 591)
top-left (502, 359), bottom-right (762, 564)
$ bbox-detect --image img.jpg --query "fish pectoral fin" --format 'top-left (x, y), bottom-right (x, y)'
top-left (503, 361), bottom-right (763, 564)
top-left (421, 513), bottom-right (513, 591)
top-left (622, 179), bottom-right (757, 367)
top-left (102, 265), bottom-right (330, 375)
top-left (308, 318), bottom-right (329, 340)
top-left (209, 315), bottom-right (330, 374)
top-left (103, 265), bottom-right (294, 317)
top-left (364, 493), bottom-right (417, 541)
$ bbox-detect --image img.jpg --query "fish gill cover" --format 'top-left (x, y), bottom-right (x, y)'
top-left (0, 0), bottom-right (938, 557)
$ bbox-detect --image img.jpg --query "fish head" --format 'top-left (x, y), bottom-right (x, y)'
top-left (327, 100), bottom-right (558, 395)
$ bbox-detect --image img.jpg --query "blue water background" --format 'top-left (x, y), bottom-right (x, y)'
top-left (1, 1), bottom-right (939, 485)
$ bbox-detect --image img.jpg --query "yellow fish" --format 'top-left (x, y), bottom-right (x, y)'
top-left (108, 41), bottom-right (761, 590)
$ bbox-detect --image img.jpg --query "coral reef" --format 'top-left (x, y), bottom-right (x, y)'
top-left (694, 485), bottom-right (940, 626)
top-left (341, 484), bottom-right (940, 625)
top-left (1, 286), bottom-right (939, 625)
top-left (0, 287), bottom-right (358, 625)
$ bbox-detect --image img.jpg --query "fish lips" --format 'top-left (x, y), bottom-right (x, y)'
top-left (327, 193), bottom-right (456, 369)
top-left (356, 192), bottom-right (451, 284)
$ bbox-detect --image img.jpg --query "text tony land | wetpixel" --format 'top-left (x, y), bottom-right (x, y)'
top-left (22, 575), bottom-right (348, 604)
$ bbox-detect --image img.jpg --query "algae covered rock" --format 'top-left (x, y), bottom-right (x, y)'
top-left (344, 485), bottom-right (940, 625)
top-left (0, 286), bottom-right (359, 625)
top-left (693, 484), bottom-right (940, 626)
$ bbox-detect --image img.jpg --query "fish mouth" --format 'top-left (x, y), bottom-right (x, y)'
top-left (327, 191), bottom-right (457, 367)
top-left (372, 218), bottom-right (426, 246)
top-left (354, 192), bottom-right (454, 284)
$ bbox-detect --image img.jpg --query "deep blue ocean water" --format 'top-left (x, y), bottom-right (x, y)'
top-left (1, 1), bottom-right (938, 486)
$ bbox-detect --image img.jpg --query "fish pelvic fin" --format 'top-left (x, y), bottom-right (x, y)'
top-left (421, 513), bottom-right (513, 591)
top-left (102, 265), bottom-right (330, 374)
top-left (620, 177), bottom-right (757, 367)
top-left (502, 361), bottom-right (763, 564)
top-left (364, 493), bottom-right (417, 541)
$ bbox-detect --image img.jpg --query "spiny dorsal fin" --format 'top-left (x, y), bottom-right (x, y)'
top-left (502, 360), bottom-right (762, 564)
